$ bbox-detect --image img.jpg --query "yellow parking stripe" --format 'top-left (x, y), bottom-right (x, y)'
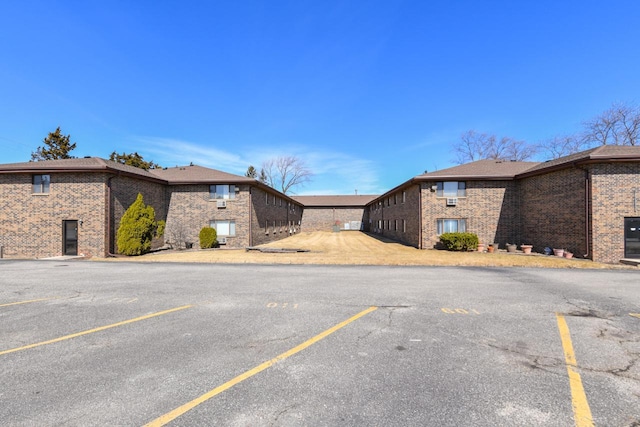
top-left (0, 305), bottom-right (193, 356)
top-left (0, 297), bottom-right (58, 307)
top-left (630, 313), bottom-right (640, 319)
top-left (556, 313), bottom-right (595, 427)
top-left (144, 306), bottom-right (378, 427)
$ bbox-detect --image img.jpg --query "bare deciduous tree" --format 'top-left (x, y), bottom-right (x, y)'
top-left (537, 134), bottom-right (589, 159)
top-left (583, 102), bottom-right (640, 146)
top-left (453, 130), bottom-right (537, 164)
top-left (261, 156), bottom-right (313, 194)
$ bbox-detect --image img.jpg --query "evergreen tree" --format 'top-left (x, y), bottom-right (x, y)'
top-left (245, 165), bottom-right (258, 178)
top-left (116, 194), bottom-right (157, 255)
top-left (109, 151), bottom-right (161, 170)
top-left (31, 127), bottom-right (76, 161)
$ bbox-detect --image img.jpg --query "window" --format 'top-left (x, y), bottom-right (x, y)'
top-left (394, 219), bottom-right (398, 231)
top-left (403, 219), bottom-right (406, 233)
top-left (393, 194), bottom-right (397, 205)
top-left (210, 220), bottom-right (236, 236)
top-left (436, 181), bottom-right (466, 198)
top-left (210, 185), bottom-right (235, 200)
top-left (437, 219), bottom-right (467, 235)
top-left (32, 175), bottom-right (50, 194)
top-left (402, 191), bottom-right (406, 204)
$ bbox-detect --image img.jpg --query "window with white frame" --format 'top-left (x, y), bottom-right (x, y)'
top-left (32, 175), bottom-right (50, 194)
top-left (210, 185), bottom-right (236, 199)
top-left (436, 219), bottom-right (467, 235)
top-left (402, 191), bottom-right (406, 204)
top-left (402, 219), bottom-right (406, 233)
top-left (210, 220), bottom-right (236, 236)
top-left (436, 181), bottom-right (466, 198)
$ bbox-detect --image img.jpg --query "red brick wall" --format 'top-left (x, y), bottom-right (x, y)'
top-left (301, 207), bottom-right (366, 231)
top-left (250, 187), bottom-right (303, 246)
top-left (421, 180), bottom-right (519, 249)
top-left (367, 185), bottom-right (421, 247)
top-left (590, 163), bottom-right (640, 263)
top-left (0, 172), bottom-right (108, 258)
top-left (519, 167), bottom-right (588, 257)
top-left (110, 176), bottom-right (167, 254)
top-left (163, 184), bottom-right (302, 248)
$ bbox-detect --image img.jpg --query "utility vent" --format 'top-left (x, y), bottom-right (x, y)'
top-left (446, 198), bottom-right (457, 206)
top-left (217, 200), bottom-right (227, 208)
top-left (218, 237), bottom-right (227, 244)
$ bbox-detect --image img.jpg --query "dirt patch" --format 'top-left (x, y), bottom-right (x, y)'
top-left (99, 231), bottom-right (631, 269)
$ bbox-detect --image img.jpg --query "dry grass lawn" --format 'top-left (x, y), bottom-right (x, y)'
top-left (103, 231), bottom-right (632, 269)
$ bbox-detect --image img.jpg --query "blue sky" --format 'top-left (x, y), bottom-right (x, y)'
top-left (1, 1), bottom-right (639, 195)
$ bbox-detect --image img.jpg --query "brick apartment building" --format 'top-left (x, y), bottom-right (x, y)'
top-left (0, 158), bottom-right (303, 258)
top-left (1, 146), bottom-right (639, 263)
top-left (292, 195), bottom-right (377, 232)
top-left (366, 146), bottom-right (640, 263)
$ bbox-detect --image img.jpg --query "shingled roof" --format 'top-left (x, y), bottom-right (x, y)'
top-left (291, 195), bottom-right (378, 207)
top-left (0, 157), bottom-right (164, 181)
top-left (518, 145), bottom-right (640, 177)
top-left (417, 159), bottom-right (540, 181)
top-left (149, 164), bottom-right (255, 184)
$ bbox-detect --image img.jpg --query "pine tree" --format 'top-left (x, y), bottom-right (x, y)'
top-left (31, 127), bottom-right (77, 161)
top-left (109, 151), bottom-right (161, 170)
top-left (245, 165), bottom-right (258, 178)
top-left (116, 194), bottom-right (157, 255)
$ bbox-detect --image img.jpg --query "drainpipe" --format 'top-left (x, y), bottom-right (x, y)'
top-left (576, 166), bottom-right (590, 259)
top-left (249, 187), bottom-right (253, 247)
top-left (418, 184), bottom-right (423, 249)
top-left (106, 175), bottom-right (118, 257)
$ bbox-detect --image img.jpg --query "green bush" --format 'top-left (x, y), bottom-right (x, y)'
top-left (116, 193), bottom-right (157, 255)
top-left (199, 226), bottom-right (217, 249)
top-left (156, 220), bottom-right (166, 238)
top-left (439, 232), bottom-right (479, 251)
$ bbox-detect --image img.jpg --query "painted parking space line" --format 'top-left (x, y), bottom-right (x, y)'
top-left (0, 305), bottom-right (193, 356)
top-left (630, 313), bottom-right (640, 319)
top-left (0, 297), bottom-right (59, 307)
top-left (556, 313), bottom-right (594, 427)
top-left (143, 306), bottom-right (379, 427)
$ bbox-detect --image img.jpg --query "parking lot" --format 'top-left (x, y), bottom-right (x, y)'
top-left (1, 260), bottom-right (639, 426)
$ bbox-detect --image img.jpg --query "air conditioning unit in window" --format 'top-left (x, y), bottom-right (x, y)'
top-left (217, 200), bottom-right (227, 208)
top-left (446, 198), bottom-right (457, 206)
top-left (218, 237), bottom-right (227, 244)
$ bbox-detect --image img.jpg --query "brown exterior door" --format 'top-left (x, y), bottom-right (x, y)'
top-left (625, 217), bottom-right (640, 259)
top-left (63, 220), bottom-right (78, 256)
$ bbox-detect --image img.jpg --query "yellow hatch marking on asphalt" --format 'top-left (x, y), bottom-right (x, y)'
top-left (128, 298), bottom-right (139, 304)
top-left (556, 313), bottom-right (595, 427)
top-left (0, 305), bottom-right (193, 356)
top-left (630, 313), bottom-right (640, 319)
top-left (144, 306), bottom-right (379, 427)
top-left (0, 297), bottom-right (58, 307)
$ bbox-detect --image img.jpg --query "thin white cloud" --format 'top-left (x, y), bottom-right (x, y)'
top-left (132, 136), bottom-right (384, 195)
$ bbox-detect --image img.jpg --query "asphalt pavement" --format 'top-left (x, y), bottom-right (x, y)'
top-left (1, 260), bottom-right (639, 426)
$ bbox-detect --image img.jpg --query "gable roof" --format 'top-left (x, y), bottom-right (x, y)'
top-left (292, 195), bottom-right (378, 207)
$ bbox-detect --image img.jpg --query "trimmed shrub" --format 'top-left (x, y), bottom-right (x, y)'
top-left (439, 232), bottom-right (479, 251)
top-left (116, 193), bottom-right (156, 255)
top-left (199, 226), bottom-right (217, 249)
top-left (156, 220), bottom-right (166, 238)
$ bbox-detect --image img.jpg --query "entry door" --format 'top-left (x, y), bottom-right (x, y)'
top-left (625, 217), bottom-right (640, 259)
top-left (63, 220), bottom-right (78, 256)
